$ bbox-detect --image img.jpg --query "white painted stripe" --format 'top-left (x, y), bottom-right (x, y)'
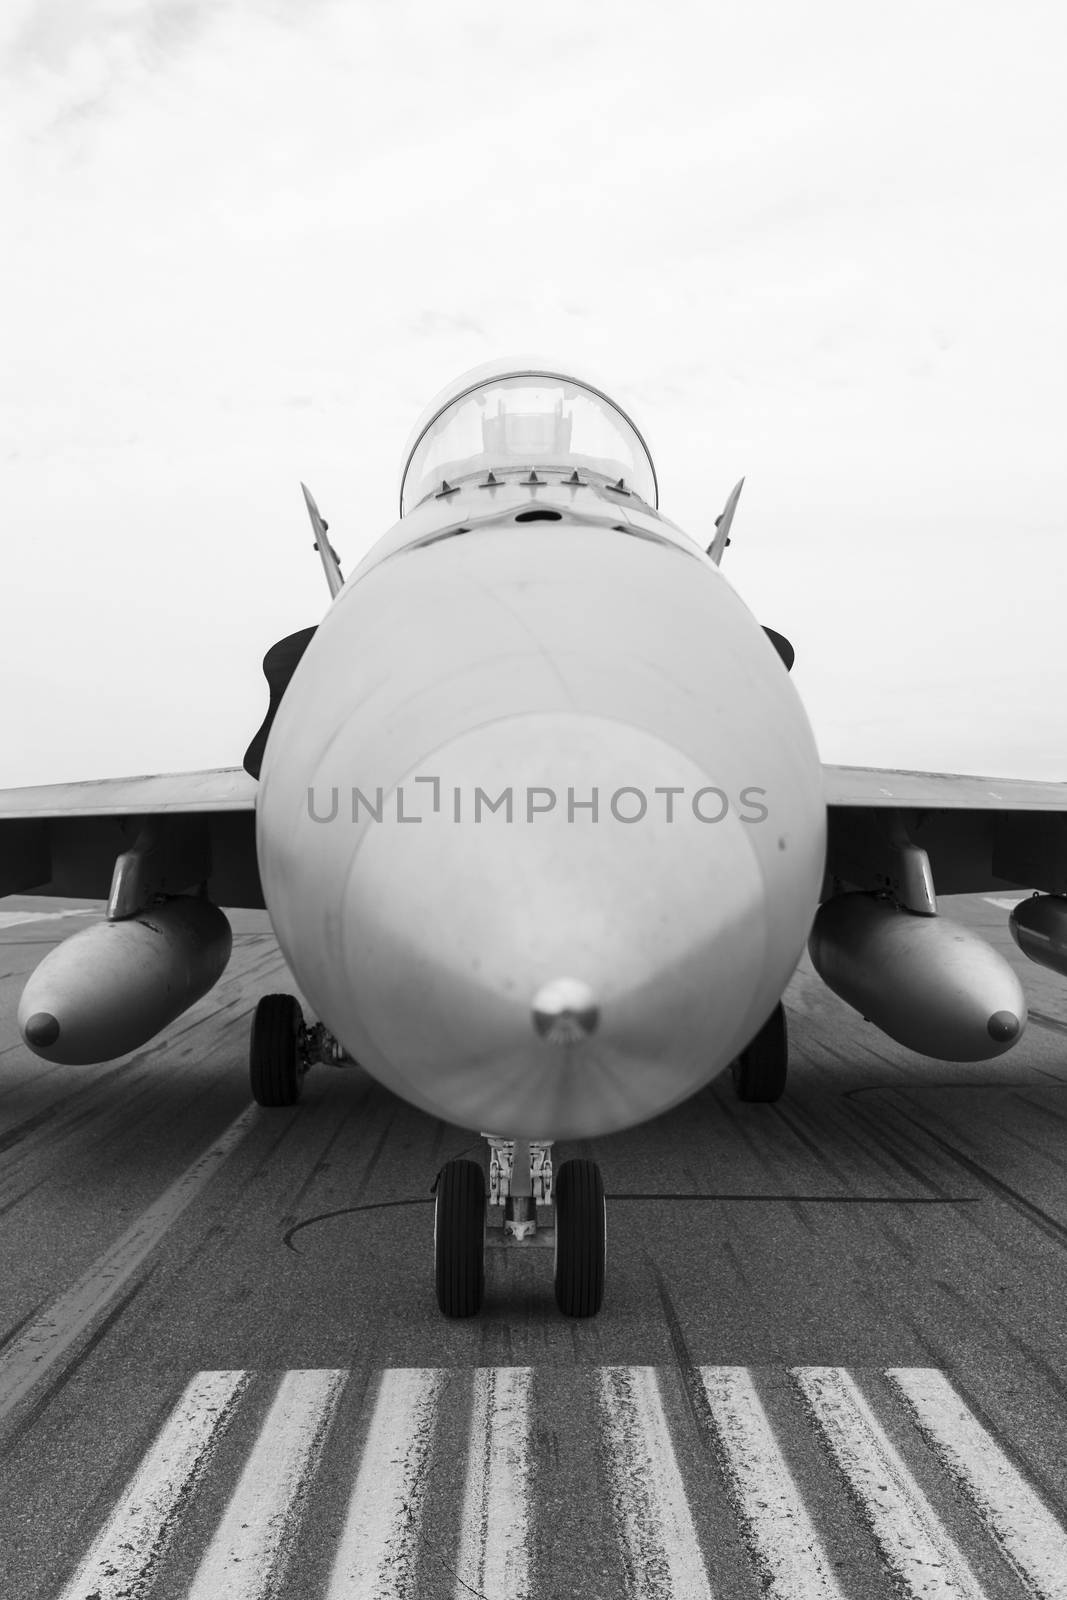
top-left (57, 1369), bottom-right (249, 1600)
top-left (0, 1107), bottom-right (256, 1424)
top-left (188, 1368), bottom-right (346, 1600)
top-left (453, 1367), bottom-right (532, 1600)
top-left (792, 1367), bottom-right (984, 1599)
top-left (598, 1366), bottom-right (713, 1600)
top-left (699, 1367), bottom-right (844, 1599)
top-left (326, 1367), bottom-right (442, 1600)
top-left (887, 1367), bottom-right (1067, 1600)
top-left (0, 909), bottom-right (95, 929)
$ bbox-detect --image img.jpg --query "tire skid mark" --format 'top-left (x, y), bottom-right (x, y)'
top-left (648, 1262), bottom-right (718, 1455)
top-left (886, 1106), bottom-right (1067, 1249)
top-left (0, 1300), bottom-right (44, 1359)
top-left (1013, 1093), bottom-right (1067, 1127)
top-left (1030, 1010), bottom-right (1067, 1039)
top-left (0, 1055), bottom-right (150, 1158)
top-left (0, 1068), bottom-right (244, 1225)
top-left (0, 1171), bottom-right (49, 1220)
top-left (780, 1091), bottom-right (937, 1192)
top-left (1, 1067), bottom-right (185, 1186)
top-left (10, 1271), bottom-right (159, 1448)
top-left (770, 1102), bottom-right (855, 1188)
top-left (838, 1097), bottom-right (966, 1200)
top-left (350, 1108), bottom-right (397, 1203)
top-left (0, 1108), bottom-right (255, 1429)
top-left (278, 1099), bottom-right (363, 1228)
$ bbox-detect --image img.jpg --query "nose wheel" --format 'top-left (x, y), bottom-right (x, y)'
top-left (731, 1000), bottom-right (788, 1102)
top-left (553, 1158), bottom-right (606, 1317)
top-left (434, 1159), bottom-right (487, 1317)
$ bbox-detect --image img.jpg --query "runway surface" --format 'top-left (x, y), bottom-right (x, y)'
top-left (1, 892), bottom-right (1066, 1598)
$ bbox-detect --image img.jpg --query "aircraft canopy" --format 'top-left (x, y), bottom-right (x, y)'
top-left (400, 369), bottom-right (658, 513)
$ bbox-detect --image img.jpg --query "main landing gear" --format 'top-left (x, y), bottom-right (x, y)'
top-left (731, 1000), bottom-right (788, 1102)
top-left (433, 1136), bottom-right (606, 1319)
top-left (248, 993), bottom-right (350, 1106)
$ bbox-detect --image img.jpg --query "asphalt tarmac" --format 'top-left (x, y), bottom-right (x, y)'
top-left (0, 892), bottom-right (1065, 1599)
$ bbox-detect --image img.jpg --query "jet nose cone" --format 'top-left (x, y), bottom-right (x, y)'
top-left (334, 712), bottom-right (773, 1137)
top-left (532, 978), bottom-right (599, 1044)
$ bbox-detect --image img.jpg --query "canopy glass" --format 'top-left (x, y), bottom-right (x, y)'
top-left (400, 374), bottom-right (657, 513)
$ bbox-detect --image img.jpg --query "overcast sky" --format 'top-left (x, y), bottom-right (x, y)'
top-left (2, 0), bottom-right (1065, 786)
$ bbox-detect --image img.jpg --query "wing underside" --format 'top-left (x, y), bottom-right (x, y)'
top-left (823, 764), bottom-right (1067, 900)
top-left (0, 767), bottom-right (262, 909)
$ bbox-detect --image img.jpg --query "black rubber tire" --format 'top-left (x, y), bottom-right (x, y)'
top-left (434, 1159), bottom-right (486, 1317)
top-left (554, 1159), bottom-right (606, 1317)
top-left (732, 1001), bottom-right (788, 1103)
top-left (249, 993), bottom-right (304, 1107)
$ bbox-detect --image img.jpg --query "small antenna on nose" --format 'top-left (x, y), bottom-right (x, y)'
top-left (708, 477), bottom-right (744, 565)
top-left (300, 482), bottom-right (344, 599)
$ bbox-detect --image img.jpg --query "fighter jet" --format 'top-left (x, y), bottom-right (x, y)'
top-left (4, 358), bottom-right (1067, 1318)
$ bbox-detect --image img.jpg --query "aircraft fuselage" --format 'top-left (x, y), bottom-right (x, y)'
top-left (258, 453), bottom-right (825, 1138)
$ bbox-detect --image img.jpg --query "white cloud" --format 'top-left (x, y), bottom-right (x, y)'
top-left (2, 0), bottom-right (1066, 782)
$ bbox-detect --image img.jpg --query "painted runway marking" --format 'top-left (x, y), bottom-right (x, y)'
top-left (700, 1366), bottom-right (844, 1599)
top-left (793, 1366), bottom-right (985, 1599)
top-left (0, 909), bottom-right (95, 930)
top-left (56, 1369), bottom-right (249, 1600)
top-left (0, 1107), bottom-right (256, 1425)
top-left (48, 1365), bottom-right (1067, 1599)
top-left (598, 1365), bottom-right (713, 1600)
top-left (887, 1367), bottom-right (1067, 1600)
top-left (453, 1366), bottom-right (532, 1600)
top-left (187, 1368), bottom-right (346, 1600)
top-left (325, 1366), bottom-right (442, 1600)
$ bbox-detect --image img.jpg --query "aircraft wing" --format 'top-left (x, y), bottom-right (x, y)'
top-left (0, 767), bottom-right (263, 909)
top-left (823, 764), bottom-right (1067, 901)
top-left (3, 757), bottom-right (1066, 915)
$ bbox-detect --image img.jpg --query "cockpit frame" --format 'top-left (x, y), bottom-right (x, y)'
top-left (398, 366), bottom-right (659, 516)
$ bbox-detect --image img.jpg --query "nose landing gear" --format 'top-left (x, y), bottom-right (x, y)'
top-left (248, 1007), bottom-right (609, 1317)
top-left (433, 1135), bottom-right (606, 1318)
